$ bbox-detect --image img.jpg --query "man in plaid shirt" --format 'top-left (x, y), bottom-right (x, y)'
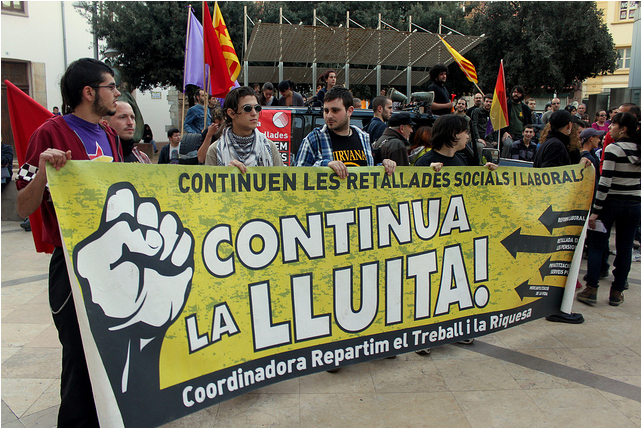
top-left (295, 86), bottom-right (396, 178)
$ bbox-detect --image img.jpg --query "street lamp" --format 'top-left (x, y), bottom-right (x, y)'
top-left (102, 47), bottom-right (120, 59)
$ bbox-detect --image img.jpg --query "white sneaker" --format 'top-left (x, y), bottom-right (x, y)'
top-left (632, 251), bottom-right (641, 262)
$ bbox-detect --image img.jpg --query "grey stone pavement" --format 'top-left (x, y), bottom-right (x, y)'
top-left (3, 219), bottom-right (641, 427)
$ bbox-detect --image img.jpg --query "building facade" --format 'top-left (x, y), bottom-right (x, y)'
top-left (583, 1), bottom-right (636, 97)
top-left (1, 1), bottom-right (172, 151)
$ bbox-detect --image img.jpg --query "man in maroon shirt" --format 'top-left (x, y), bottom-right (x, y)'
top-left (16, 58), bottom-right (122, 426)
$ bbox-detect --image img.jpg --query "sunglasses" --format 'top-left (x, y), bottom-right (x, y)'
top-left (239, 104), bottom-right (262, 113)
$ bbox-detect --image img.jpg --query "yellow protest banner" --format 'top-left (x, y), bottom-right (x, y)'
top-left (48, 162), bottom-right (593, 427)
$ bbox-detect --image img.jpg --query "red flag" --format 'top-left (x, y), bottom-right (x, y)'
top-left (5, 79), bottom-right (55, 254)
top-left (203, 1), bottom-right (235, 98)
top-left (489, 60), bottom-right (509, 132)
top-left (212, 2), bottom-right (240, 83)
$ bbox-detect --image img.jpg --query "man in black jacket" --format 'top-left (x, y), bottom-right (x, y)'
top-left (471, 94), bottom-right (498, 149)
top-left (365, 96), bottom-right (393, 143)
top-left (158, 128), bottom-right (181, 164)
top-left (373, 112), bottom-right (415, 166)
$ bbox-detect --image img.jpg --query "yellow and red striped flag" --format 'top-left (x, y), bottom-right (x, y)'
top-left (212, 1), bottom-right (240, 83)
top-left (489, 60), bottom-right (509, 132)
top-left (438, 35), bottom-right (478, 84)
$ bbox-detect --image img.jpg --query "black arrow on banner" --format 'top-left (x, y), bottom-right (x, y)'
top-left (515, 280), bottom-right (565, 301)
top-left (539, 257), bottom-right (572, 280)
top-left (538, 206), bottom-right (588, 234)
top-left (501, 228), bottom-right (579, 258)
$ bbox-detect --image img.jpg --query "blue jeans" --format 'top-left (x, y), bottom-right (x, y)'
top-left (586, 199), bottom-right (641, 291)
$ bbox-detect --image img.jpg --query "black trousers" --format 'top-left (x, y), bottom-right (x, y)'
top-left (49, 247), bottom-right (99, 427)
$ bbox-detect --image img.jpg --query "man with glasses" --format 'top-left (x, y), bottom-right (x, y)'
top-left (15, 57), bottom-right (124, 426)
top-left (205, 86), bottom-right (284, 170)
top-left (542, 97), bottom-right (561, 125)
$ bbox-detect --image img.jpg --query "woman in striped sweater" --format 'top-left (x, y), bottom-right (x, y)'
top-left (579, 112), bottom-right (641, 306)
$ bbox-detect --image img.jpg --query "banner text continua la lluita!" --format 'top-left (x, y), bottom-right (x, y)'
top-left (48, 162), bottom-right (594, 427)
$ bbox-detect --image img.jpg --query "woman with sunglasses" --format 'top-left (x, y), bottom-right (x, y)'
top-left (592, 110), bottom-right (609, 132)
top-left (205, 86), bottom-right (284, 172)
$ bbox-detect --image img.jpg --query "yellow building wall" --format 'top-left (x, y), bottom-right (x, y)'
top-left (583, 1), bottom-right (633, 96)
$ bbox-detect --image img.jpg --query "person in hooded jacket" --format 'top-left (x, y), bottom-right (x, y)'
top-left (533, 110), bottom-right (587, 168)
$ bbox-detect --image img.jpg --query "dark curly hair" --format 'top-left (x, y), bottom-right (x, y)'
top-left (429, 64), bottom-right (448, 82)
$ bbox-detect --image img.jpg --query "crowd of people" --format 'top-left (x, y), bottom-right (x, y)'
top-left (11, 56), bottom-right (641, 425)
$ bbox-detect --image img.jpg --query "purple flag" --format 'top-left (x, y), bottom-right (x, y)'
top-left (184, 8), bottom-right (206, 91)
top-left (485, 117), bottom-right (495, 137)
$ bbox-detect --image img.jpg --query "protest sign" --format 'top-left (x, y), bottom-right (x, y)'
top-left (48, 162), bottom-right (593, 427)
top-left (256, 109), bottom-right (292, 165)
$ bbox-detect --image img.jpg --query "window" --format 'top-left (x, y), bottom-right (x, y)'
top-left (619, 1), bottom-right (638, 20)
top-left (1, 1), bottom-right (26, 15)
top-left (617, 48), bottom-right (632, 69)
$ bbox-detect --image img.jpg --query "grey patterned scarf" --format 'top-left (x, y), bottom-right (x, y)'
top-left (216, 128), bottom-right (274, 167)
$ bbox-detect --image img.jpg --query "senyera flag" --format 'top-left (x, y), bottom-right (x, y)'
top-left (487, 60), bottom-right (509, 135)
top-left (438, 35), bottom-right (478, 84)
top-left (4, 79), bottom-right (55, 254)
top-left (212, 1), bottom-right (240, 83)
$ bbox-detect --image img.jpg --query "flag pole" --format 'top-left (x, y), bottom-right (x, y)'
top-left (497, 59), bottom-right (503, 157)
top-left (202, 1), bottom-right (209, 132)
top-left (181, 5), bottom-right (193, 138)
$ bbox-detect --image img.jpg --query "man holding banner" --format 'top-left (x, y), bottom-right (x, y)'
top-left (15, 58), bottom-right (123, 426)
top-left (205, 86), bottom-right (284, 171)
top-left (295, 87), bottom-right (396, 177)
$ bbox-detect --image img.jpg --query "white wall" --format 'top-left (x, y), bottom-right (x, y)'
top-left (2, 1), bottom-right (173, 141)
top-left (2, 1), bottom-right (95, 109)
top-left (134, 88), bottom-right (172, 143)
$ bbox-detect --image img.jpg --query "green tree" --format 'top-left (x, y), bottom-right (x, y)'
top-left (82, 1), bottom-right (475, 91)
top-left (468, 1), bottom-right (617, 94)
top-left (84, 1), bottom-right (616, 97)
top-left (78, 1), bottom-right (189, 91)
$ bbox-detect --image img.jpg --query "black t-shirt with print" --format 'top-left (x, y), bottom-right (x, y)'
top-left (329, 129), bottom-right (368, 166)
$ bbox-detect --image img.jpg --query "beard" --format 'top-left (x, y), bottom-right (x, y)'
top-left (92, 92), bottom-right (116, 117)
top-left (327, 117), bottom-right (349, 133)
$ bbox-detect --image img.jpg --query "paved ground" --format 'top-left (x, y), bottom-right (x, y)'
top-left (3, 219), bottom-right (641, 427)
